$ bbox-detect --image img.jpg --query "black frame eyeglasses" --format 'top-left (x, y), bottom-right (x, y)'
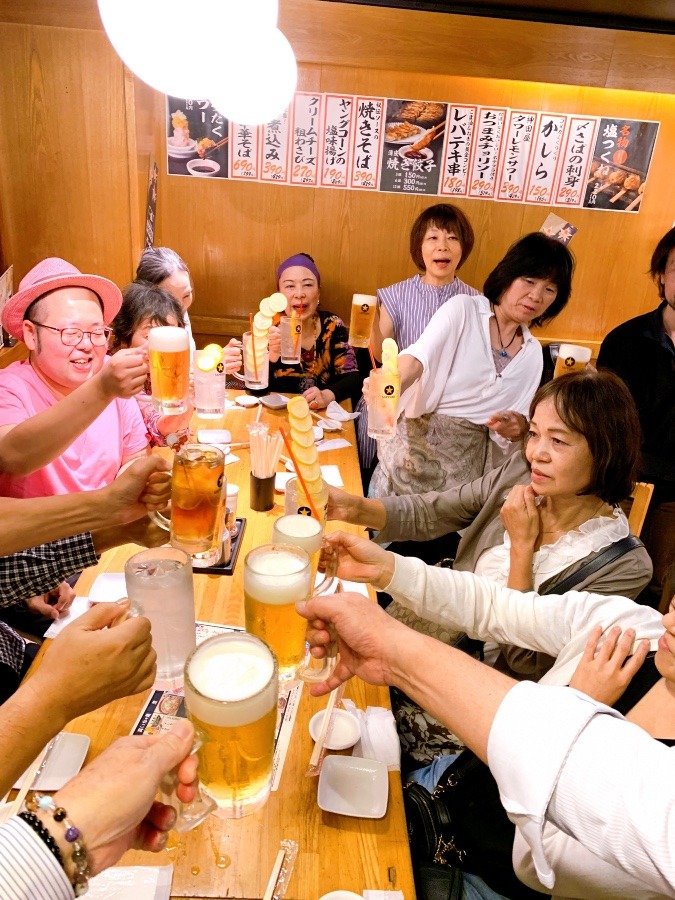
top-left (27, 321), bottom-right (112, 347)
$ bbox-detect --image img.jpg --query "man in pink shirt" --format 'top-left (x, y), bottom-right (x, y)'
top-left (0, 257), bottom-right (150, 500)
top-left (0, 257), bottom-right (150, 620)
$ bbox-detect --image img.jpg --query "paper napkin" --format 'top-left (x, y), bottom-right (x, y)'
top-left (343, 700), bottom-right (400, 772)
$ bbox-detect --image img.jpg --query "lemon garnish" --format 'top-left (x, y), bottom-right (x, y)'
top-left (196, 350), bottom-right (219, 372)
top-left (202, 343), bottom-right (223, 362)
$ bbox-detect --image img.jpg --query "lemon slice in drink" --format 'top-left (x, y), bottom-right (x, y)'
top-left (291, 440), bottom-right (319, 466)
top-left (196, 349), bottom-right (220, 372)
top-left (268, 292), bottom-right (289, 314)
top-left (287, 396), bottom-right (310, 419)
top-left (202, 343), bottom-right (224, 362)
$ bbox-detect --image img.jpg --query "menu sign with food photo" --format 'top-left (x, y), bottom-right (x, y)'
top-left (379, 98), bottom-right (448, 195)
top-left (164, 93), bottom-right (659, 213)
top-left (583, 117), bottom-right (659, 212)
top-left (166, 97), bottom-right (229, 179)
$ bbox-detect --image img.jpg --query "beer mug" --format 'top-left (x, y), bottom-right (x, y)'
top-left (148, 325), bottom-right (190, 414)
top-left (183, 632), bottom-right (278, 818)
top-left (284, 476), bottom-right (329, 528)
top-left (150, 444), bottom-right (226, 567)
top-left (348, 293), bottom-right (377, 348)
top-left (244, 543), bottom-right (337, 683)
top-left (553, 343), bottom-right (592, 378)
top-left (279, 315), bottom-right (302, 364)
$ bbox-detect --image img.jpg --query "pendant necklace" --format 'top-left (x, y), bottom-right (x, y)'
top-left (492, 306), bottom-right (520, 358)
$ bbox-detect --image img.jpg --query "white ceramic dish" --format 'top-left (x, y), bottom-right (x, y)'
top-left (312, 425), bottom-right (323, 442)
top-left (319, 892), bottom-right (363, 900)
top-left (166, 137), bottom-right (197, 158)
top-left (197, 429), bottom-right (231, 451)
top-left (317, 756), bottom-right (388, 818)
top-left (309, 709), bottom-right (360, 750)
top-left (187, 157), bottom-right (220, 177)
top-left (259, 393), bottom-right (288, 410)
top-left (235, 394), bottom-right (260, 408)
top-left (88, 572), bottom-right (128, 605)
top-left (13, 732), bottom-right (90, 791)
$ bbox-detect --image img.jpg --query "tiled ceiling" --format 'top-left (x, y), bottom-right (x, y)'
top-left (324, 0), bottom-right (675, 34)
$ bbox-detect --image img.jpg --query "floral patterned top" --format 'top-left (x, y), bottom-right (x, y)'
top-left (269, 309), bottom-right (362, 404)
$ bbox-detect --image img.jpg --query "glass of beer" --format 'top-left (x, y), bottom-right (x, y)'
top-left (553, 343), bottom-right (592, 378)
top-left (148, 325), bottom-right (190, 414)
top-left (367, 368), bottom-right (400, 440)
top-left (150, 444), bottom-right (226, 567)
top-left (348, 293), bottom-right (377, 348)
top-left (279, 315), bottom-right (302, 364)
top-left (272, 514), bottom-right (323, 585)
top-left (244, 543), bottom-right (312, 680)
top-left (183, 632), bottom-right (278, 818)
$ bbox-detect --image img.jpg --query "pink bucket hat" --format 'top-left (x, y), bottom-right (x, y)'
top-left (2, 257), bottom-right (123, 341)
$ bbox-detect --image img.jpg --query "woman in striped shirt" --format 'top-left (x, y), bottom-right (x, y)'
top-left (356, 203), bottom-right (480, 480)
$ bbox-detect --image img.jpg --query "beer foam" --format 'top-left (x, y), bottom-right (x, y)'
top-left (148, 325), bottom-right (189, 352)
top-left (252, 548), bottom-right (307, 576)
top-left (245, 547), bottom-right (311, 604)
top-left (187, 637), bottom-right (277, 726)
top-left (352, 293), bottom-right (376, 307)
top-left (274, 515), bottom-right (321, 539)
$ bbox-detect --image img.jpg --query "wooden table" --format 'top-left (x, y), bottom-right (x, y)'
top-left (58, 398), bottom-right (416, 900)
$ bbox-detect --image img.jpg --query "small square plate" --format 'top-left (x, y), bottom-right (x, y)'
top-left (259, 393), bottom-right (288, 409)
top-left (14, 732), bottom-right (90, 790)
top-left (317, 756), bottom-right (388, 818)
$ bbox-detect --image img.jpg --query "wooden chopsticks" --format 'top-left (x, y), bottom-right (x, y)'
top-left (8, 743), bottom-right (50, 818)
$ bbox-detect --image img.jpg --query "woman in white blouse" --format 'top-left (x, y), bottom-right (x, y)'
top-left (367, 232), bottom-right (574, 502)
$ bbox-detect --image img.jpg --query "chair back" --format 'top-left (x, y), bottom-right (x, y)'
top-left (627, 482), bottom-right (654, 537)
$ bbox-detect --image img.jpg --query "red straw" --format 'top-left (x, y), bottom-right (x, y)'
top-left (249, 312), bottom-right (259, 381)
top-left (278, 427), bottom-right (319, 520)
top-left (368, 342), bottom-right (377, 370)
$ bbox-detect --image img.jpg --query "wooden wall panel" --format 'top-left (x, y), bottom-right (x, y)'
top-left (0, 23), bottom-right (133, 286)
top-left (160, 64), bottom-right (675, 345)
top-left (0, 0), bottom-right (673, 352)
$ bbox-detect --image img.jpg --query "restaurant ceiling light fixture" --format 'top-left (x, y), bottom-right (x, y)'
top-left (97, 0), bottom-right (282, 97)
top-left (209, 28), bottom-right (298, 126)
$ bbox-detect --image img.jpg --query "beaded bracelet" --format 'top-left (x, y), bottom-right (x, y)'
top-left (18, 811), bottom-right (63, 866)
top-left (26, 793), bottom-right (90, 897)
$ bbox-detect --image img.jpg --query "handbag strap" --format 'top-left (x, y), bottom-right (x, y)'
top-left (541, 534), bottom-right (642, 595)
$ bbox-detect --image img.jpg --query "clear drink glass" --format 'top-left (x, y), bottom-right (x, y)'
top-left (183, 632), bottom-right (278, 818)
top-left (348, 294), bottom-right (377, 348)
top-left (148, 326), bottom-right (190, 414)
top-left (284, 476), bottom-right (329, 528)
top-left (367, 368), bottom-right (400, 440)
top-left (193, 351), bottom-right (226, 418)
top-left (279, 315), bottom-right (302, 364)
top-left (244, 543), bottom-right (313, 680)
top-left (150, 444), bottom-right (226, 568)
top-left (124, 547), bottom-right (196, 689)
top-left (242, 331), bottom-right (269, 391)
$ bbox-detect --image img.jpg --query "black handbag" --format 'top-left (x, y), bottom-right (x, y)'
top-left (404, 750), bottom-right (544, 899)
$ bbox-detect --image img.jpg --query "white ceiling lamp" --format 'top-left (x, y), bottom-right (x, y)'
top-left (98, 0), bottom-right (281, 98)
top-left (209, 27), bottom-right (297, 126)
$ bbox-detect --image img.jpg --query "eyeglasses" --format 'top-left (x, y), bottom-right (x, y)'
top-left (27, 321), bottom-right (112, 346)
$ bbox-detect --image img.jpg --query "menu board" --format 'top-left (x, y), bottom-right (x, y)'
top-left (166, 95), bottom-right (659, 213)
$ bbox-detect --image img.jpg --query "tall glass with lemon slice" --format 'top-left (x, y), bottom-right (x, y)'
top-left (194, 345), bottom-right (226, 418)
top-left (368, 338), bottom-right (400, 440)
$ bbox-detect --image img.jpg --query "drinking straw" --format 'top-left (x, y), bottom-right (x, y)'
top-left (278, 427), bottom-right (319, 520)
top-left (249, 312), bottom-right (259, 381)
top-left (368, 341), bottom-right (377, 370)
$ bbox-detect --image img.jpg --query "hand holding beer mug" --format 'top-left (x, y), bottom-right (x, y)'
top-left (183, 633), bottom-right (278, 818)
top-left (244, 542), bottom-right (338, 683)
top-left (150, 444), bottom-right (226, 568)
top-left (348, 293), bottom-right (377, 348)
top-left (148, 325), bottom-right (190, 414)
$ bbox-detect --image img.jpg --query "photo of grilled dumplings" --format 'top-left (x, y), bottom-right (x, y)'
top-left (397, 101), bottom-right (445, 125)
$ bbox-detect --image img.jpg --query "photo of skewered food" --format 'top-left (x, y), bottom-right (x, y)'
top-left (584, 159), bottom-right (646, 211)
